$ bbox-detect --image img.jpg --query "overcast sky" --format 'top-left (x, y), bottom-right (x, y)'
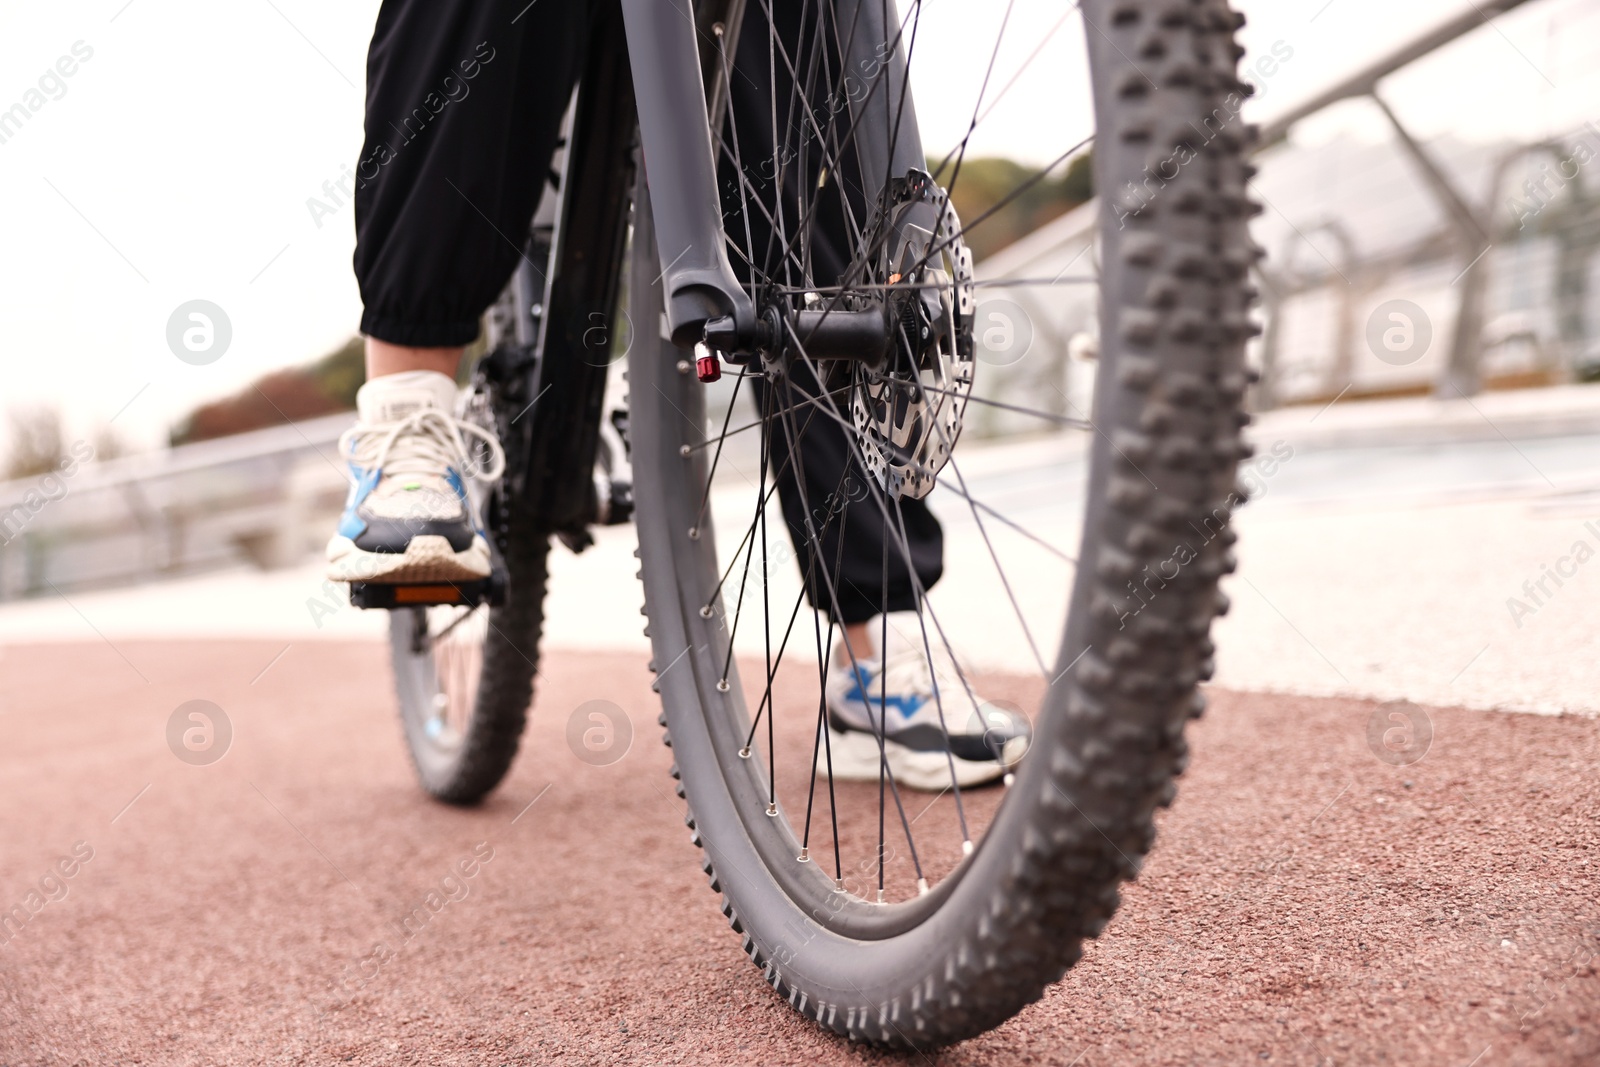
top-left (2, 0), bottom-right (1594, 453)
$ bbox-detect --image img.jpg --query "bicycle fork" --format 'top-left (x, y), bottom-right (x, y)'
top-left (619, 0), bottom-right (927, 362)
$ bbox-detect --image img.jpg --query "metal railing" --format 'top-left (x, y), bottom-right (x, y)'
top-left (975, 0), bottom-right (1597, 411)
top-left (0, 414), bottom-right (353, 601)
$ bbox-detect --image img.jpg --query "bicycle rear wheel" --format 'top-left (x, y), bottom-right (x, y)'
top-left (388, 357), bottom-right (550, 805)
top-left (385, 5), bottom-right (639, 806)
top-left (630, 0), bottom-right (1259, 1046)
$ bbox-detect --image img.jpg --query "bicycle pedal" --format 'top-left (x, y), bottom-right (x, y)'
top-left (348, 573), bottom-right (502, 610)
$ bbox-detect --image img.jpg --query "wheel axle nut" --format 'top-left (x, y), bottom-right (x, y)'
top-left (696, 354), bottom-right (722, 383)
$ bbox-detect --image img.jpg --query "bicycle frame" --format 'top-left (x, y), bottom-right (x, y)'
top-left (495, 0), bottom-right (929, 542)
top-left (497, 2), bottom-right (640, 543)
top-left (620, 0), bottom-right (927, 347)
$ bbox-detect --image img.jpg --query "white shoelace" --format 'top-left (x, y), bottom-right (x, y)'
top-left (338, 409), bottom-right (507, 484)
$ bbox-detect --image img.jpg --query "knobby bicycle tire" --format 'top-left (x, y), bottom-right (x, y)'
top-left (625, 0), bottom-right (1259, 1047)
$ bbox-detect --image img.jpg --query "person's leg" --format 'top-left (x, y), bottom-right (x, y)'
top-left (724, 7), bottom-right (944, 642)
top-left (365, 339), bottom-right (462, 380)
top-left (723, 8), bottom-right (1026, 789)
top-left (329, 0), bottom-right (590, 584)
top-left (354, 0), bottom-right (589, 355)
top-left (750, 363), bottom-right (944, 639)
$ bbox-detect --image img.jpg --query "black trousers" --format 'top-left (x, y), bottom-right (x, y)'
top-left (353, 0), bottom-right (941, 623)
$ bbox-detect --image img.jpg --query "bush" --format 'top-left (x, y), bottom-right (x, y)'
top-left (928, 153), bottom-right (1093, 262)
top-left (170, 336), bottom-right (365, 446)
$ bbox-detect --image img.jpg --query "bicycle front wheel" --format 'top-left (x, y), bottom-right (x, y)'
top-left (630, 0), bottom-right (1259, 1046)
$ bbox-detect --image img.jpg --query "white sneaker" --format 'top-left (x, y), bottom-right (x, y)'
top-left (325, 370), bottom-right (506, 584)
top-left (823, 612), bottom-right (1032, 791)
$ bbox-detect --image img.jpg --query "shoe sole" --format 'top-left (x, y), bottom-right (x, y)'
top-left (326, 533), bottom-right (491, 584)
top-left (821, 726), bottom-right (1026, 792)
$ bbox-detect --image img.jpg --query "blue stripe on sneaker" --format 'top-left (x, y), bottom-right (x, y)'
top-left (444, 467), bottom-right (484, 536)
top-left (842, 667), bottom-right (926, 720)
top-left (336, 465), bottom-right (381, 540)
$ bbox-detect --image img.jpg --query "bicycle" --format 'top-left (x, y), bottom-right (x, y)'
top-left (363, 0), bottom-right (1260, 1047)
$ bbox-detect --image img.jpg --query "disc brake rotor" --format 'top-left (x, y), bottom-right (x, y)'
top-left (851, 170), bottom-right (976, 500)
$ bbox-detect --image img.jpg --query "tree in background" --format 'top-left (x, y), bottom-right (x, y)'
top-left (930, 153), bottom-right (1094, 263)
top-left (169, 329), bottom-right (485, 446)
top-left (91, 425), bottom-right (127, 463)
top-left (169, 336), bottom-right (365, 446)
top-left (4, 408), bottom-right (65, 480)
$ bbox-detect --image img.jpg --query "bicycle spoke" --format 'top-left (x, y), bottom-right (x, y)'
top-left (742, 449), bottom-right (855, 753)
top-left (933, 477), bottom-right (1078, 566)
top-left (923, 0), bottom-right (1011, 218)
top-left (784, 331), bottom-right (1013, 848)
top-left (762, 347), bottom-right (937, 895)
top-left (715, 20), bottom-right (764, 293)
top-left (943, 453), bottom-right (1049, 678)
top-left (788, 338), bottom-right (1002, 701)
top-left (876, 0), bottom-right (925, 218)
top-left (425, 604), bottom-right (482, 649)
top-left (699, 389), bottom-right (837, 613)
top-left (877, 376), bottom-right (1096, 430)
top-left (886, 321), bottom-right (1052, 681)
top-left (690, 371), bottom-right (748, 532)
top-left (756, 0), bottom-right (921, 286)
top-left (690, 0), bottom-right (1126, 907)
top-left (743, 577), bottom-right (812, 754)
top-left (779, 330), bottom-right (986, 876)
top-left (761, 396), bottom-right (776, 816)
top-left (681, 381), bottom-right (851, 455)
top-left (972, 4), bottom-right (1080, 128)
top-left (716, 398), bottom-right (777, 695)
top-left (771, 275), bottom-right (1099, 295)
top-left (912, 134), bottom-right (1094, 279)
top-left (893, 496), bottom-right (970, 849)
top-left (971, 275), bottom-right (1100, 288)
top-left (801, 513), bottom-right (848, 885)
top-left (705, 476), bottom-right (786, 617)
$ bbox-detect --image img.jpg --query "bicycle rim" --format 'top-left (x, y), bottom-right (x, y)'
top-left (629, 0), bottom-right (1260, 1045)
